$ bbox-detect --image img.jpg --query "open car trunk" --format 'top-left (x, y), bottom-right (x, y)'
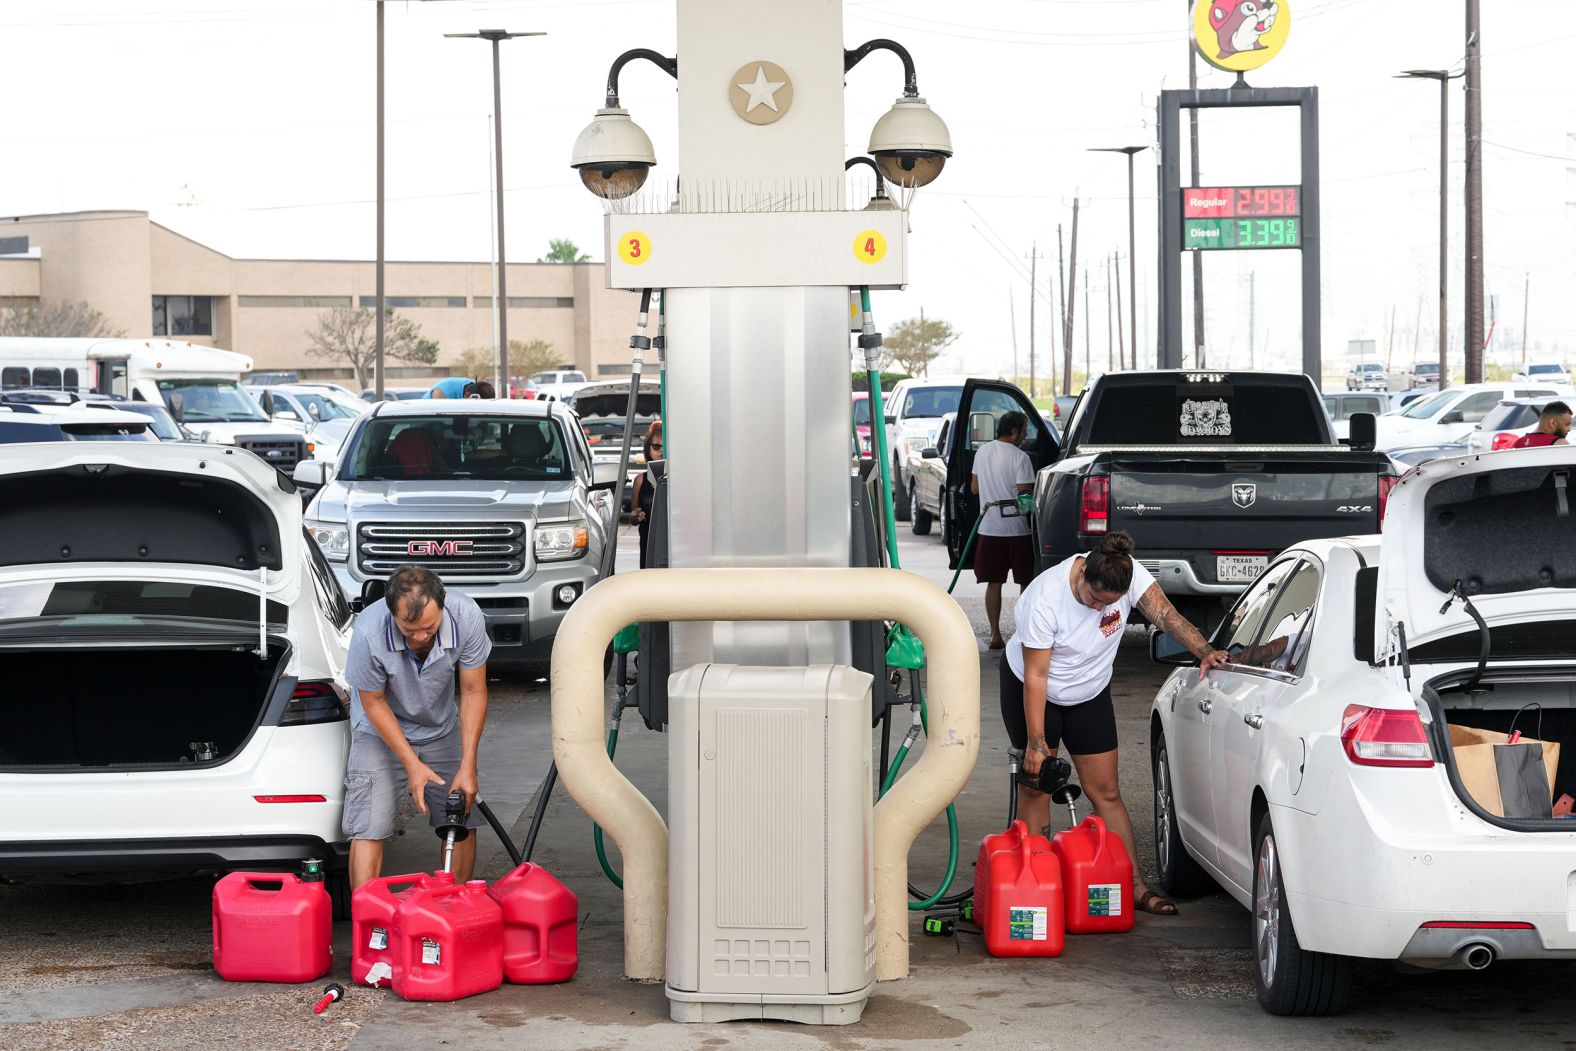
top-left (1425, 668), bottom-right (1576, 830)
top-left (0, 641), bottom-right (288, 770)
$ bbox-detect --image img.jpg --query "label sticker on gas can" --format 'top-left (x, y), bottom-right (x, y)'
top-left (1088, 884), bottom-right (1122, 917)
top-left (1008, 906), bottom-right (1048, 940)
top-left (421, 938), bottom-right (441, 965)
top-left (368, 927), bottom-right (388, 951)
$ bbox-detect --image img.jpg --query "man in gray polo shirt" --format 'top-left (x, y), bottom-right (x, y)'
top-left (344, 565), bottom-right (492, 886)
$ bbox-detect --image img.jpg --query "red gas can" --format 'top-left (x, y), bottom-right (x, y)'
top-left (975, 821), bottom-right (1064, 958)
top-left (212, 864), bottom-right (331, 983)
top-left (1050, 816), bottom-right (1134, 934)
top-left (487, 862), bottom-right (579, 983)
top-left (351, 871), bottom-right (453, 988)
top-left (393, 879), bottom-right (504, 1002)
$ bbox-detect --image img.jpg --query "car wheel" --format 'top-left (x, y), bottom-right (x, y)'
top-left (1152, 734), bottom-right (1216, 898)
top-left (1252, 812), bottom-right (1354, 1016)
top-left (910, 483), bottom-right (933, 535)
top-left (891, 463), bottom-right (911, 521)
top-left (327, 866), bottom-right (352, 922)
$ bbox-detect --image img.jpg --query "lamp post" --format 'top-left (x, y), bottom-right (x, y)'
top-left (1089, 145), bottom-right (1149, 370)
top-left (447, 30), bottom-right (545, 395)
top-left (1398, 68), bottom-right (1462, 390)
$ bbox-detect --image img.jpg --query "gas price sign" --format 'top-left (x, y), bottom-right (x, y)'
top-left (1182, 186), bottom-right (1302, 251)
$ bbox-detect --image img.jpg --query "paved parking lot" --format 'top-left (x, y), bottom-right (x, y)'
top-left (3, 527), bottom-right (1573, 1050)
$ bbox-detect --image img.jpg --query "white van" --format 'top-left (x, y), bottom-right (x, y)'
top-left (0, 338), bottom-right (308, 468)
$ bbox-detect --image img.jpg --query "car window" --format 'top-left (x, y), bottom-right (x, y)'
top-left (1455, 391), bottom-right (1504, 422)
top-left (1399, 389), bottom-right (1457, 419)
top-left (1217, 559), bottom-right (1298, 654)
top-left (1516, 388), bottom-right (1558, 399)
top-left (340, 414), bottom-right (569, 482)
top-left (1238, 560), bottom-right (1320, 675)
top-left (962, 389), bottom-right (1041, 450)
top-left (1322, 396), bottom-right (1336, 417)
top-left (900, 386), bottom-right (963, 420)
top-left (1347, 396), bottom-right (1385, 416)
top-left (851, 398), bottom-right (871, 427)
top-left (1480, 403), bottom-right (1535, 431)
top-left (1086, 383), bottom-right (1324, 444)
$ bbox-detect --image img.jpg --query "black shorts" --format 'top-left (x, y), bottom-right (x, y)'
top-left (999, 657), bottom-right (1120, 756)
top-left (974, 532), bottom-right (1034, 586)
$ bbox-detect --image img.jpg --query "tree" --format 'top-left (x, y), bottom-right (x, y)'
top-left (305, 307), bottom-right (437, 390)
top-left (539, 238), bottom-right (589, 264)
top-left (0, 299), bottom-right (123, 337)
top-left (507, 338), bottom-right (561, 379)
top-left (883, 315), bottom-right (958, 378)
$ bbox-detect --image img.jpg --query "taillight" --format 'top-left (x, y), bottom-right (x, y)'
top-left (1080, 477), bottom-right (1109, 535)
top-left (1377, 474), bottom-right (1398, 526)
top-left (254, 795), bottom-right (329, 804)
top-left (1491, 432), bottom-right (1518, 451)
top-left (1340, 704), bottom-right (1433, 767)
top-left (1420, 921), bottom-right (1535, 930)
top-left (281, 681), bottom-right (348, 726)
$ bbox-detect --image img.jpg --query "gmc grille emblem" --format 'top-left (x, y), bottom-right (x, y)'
top-left (407, 539), bottom-right (473, 557)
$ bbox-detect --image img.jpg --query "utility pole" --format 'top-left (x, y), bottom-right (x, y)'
top-left (1188, 20), bottom-right (1206, 372)
top-left (1115, 252), bottom-right (1125, 371)
top-left (1009, 287), bottom-right (1020, 385)
top-left (1248, 271), bottom-right (1256, 369)
top-left (1106, 253), bottom-right (1116, 370)
top-left (1064, 198), bottom-right (1080, 394)
top-left (1083, 265), bottom-right (1091, 384)
top-left (1464, 0), bottom-right (1485, 382)
top-left (1412, 292), bottom-right (1423, 370)
top-left (1027, 243), bottom-right (1038, 399)
top-left (1521, 271), bottom-right (1530, 369)
top-left (1384, 304), bottom-right (1396, 371)
top-left (1056, 225), bottom-right (1067, 400)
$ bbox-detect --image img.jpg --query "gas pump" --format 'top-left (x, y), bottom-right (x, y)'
top-left (552, 0), bottom-right (971, 1026)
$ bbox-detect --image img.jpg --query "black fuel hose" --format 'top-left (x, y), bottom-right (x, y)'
top-left (475, 799), bottom-right (522, 868)
top-left (520, 763), bottom-right (560, 864)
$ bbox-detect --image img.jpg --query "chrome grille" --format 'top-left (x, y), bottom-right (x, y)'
top-left (238, 436), bottom-right (307, 469)
top-left (357, 522), bottom-right (526, 577)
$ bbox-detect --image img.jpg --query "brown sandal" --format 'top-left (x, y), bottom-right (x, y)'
top-left (1136, 890), bottom-right (1178, 916)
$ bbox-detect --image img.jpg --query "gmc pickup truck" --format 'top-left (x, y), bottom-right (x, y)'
top-left (937, 372), bottom-right (1395, 628)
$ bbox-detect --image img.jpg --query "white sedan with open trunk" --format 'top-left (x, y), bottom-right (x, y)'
top-left (0, 442), bottom-right (354, 913)
top-left (1149, 447), bottom-right (1576, 1015)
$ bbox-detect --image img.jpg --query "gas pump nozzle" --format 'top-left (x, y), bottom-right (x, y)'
top-left (1016, 756), bottom-right (1083, 826)
top-left (435, 790), bottom-right (471, 874)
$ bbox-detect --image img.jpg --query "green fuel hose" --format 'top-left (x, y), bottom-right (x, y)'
top-left (593, 724), bottom-right (623, 889)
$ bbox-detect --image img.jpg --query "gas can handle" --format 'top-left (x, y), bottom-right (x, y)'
top-left (245, 877), bottom-right (286, 892)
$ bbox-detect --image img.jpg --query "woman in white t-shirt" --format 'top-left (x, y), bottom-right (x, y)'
top-left (1002, 531), bottom-right (1228, 915)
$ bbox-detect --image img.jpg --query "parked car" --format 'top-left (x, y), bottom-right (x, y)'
top-left (0, 441), bottom-right (354, 914)
top-left (1051, 394), bottom-right (1080, 428)
top-left (1149, 447), bottom-right (1576, 1014)
top-left (244, 370), bottom-right (301, 386)
top-left (293, 399), bottom-right (621, 663)
top-left (2, 387), bottom-right (197, 442)
top-left (566, 379), bottom-right (661, 513)
top-left (851, 392), bottom-right (873, 459)
top-left (359, 387), bottom-right (428, 402)
top-left (1513, 362), bottom-right (1571, 385)
top-left (1405, 361), bottom-right (1441, 389)
top-left (1375, 382), bottom-right (1573, 450)
top-left (1385, 389), bottom-right (1431, 413)
top-left (252, 383), bottom-right (371, 471)
top-left (1464, 396), bottom-right (1565, 454)
top-left (907, 411), bottom-right (955, 536)
top-left (1321, 391), bottom-right (1389, 440)
top-left (1385, 441), bottom-right (1470, 472)
top-left (0, 402), bottom-right (159, 443)
top-left (1346, 361), bottom-right (1389, 391)
top-left (881, 378), bottom-right (964, 521)
top-left (522, 370), bottom-right (590, 402)
top-left (954, 371), bottom-right (1391, 632)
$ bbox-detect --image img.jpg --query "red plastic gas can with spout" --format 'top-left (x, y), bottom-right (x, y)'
top-left (351, 871), bottom-right (453, 987)
top-left (487, 862), bottom-right (579, 983)
top-left (393, 879), bottom-right (503, 1002)
top-left (1051, 816), bottom-right (1134, 934)
top-left (212, 866), bottom-right (332, 983)
top-left (975, 821), bottom-right (1064, 958)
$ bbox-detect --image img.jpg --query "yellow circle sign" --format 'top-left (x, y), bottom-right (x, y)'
top-left (1191, 0), bottom-right (1290, 74)
top-left (618, 232), bottom-right (651, 266)
top-left (853, 230), bottom-right (887, 265)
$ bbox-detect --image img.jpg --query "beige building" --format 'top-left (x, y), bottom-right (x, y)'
top-left (0, 210), bottom-right (642, 386)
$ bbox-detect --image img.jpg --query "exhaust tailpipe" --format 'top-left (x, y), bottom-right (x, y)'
top-left (1458, 943), bottom-right (1494, 970)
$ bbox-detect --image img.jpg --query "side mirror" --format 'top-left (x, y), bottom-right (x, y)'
top-left (921, 446), bottom-right (940, 459)
top-left (883, 415), bottom-right (896, 426)
top-left (168, 393), bottom-right (185, 423)
top-left (969, 412), bottom-right (996, 448)
top-left (292, 460), bottom-right (329, 489)
top-left (275, 409), bottom-right (299, 422)
top-left (308, 403), bottom-right (321, 419)
top-left (350, 577), bottom-right (387, 614)
top-left (1439, 410), bottom-right (1464, 425)
top-left (590, 460), bottom-right (621, 491)
top-left (1347, 411), bottom-right (1376, 451)
top-left (1150, 630), bottom-right (1199, 667)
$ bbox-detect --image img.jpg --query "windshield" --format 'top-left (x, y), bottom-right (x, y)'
top-left (0, 579), bottom-right (284, 629)
top-left (159, 379), bottom-right (268, 423)
top-left (852, 398), bottom-right (871, 426)
top-left (1528, 364), bottom-right (1564, 376)
top-left (901, 386), bottom-right (963, 419)
top-left (340, 414), bottom-right (573, 482)
top-left (1399, 389), bottom-right (1459, 420)
top-left (1413, 363), bottom-right (1438, 375)
top-left (115, 402), bottom-right (182, 440)
top-left (1354, 363), bottom-right (1382, 372)
top-left (292, 392), bottom-right (360, 421)
top-left (1479, 403), bottom-right (1537, 431)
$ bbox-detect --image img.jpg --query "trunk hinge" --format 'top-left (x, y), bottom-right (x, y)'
top-left (1389, 619), bottom-right (1411, 694)
top-left (256, 565), bottom-right (268, 660)
top-left (1554, 470), bottom-right (1569, 519)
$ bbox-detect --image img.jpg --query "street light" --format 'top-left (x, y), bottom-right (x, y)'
top-left (446, 30), bottom-right (546, 395)
top-left (1397, 68), bottom-right (1462, 392)
top-left (1089, 145), bottom-right (1149, 371)
top-left (570, 49), bottom-right (678, 200)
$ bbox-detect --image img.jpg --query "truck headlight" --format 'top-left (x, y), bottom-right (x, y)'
top-left (904, 436), bottom-right (929, 459)
top-left (535, 521), bottom-right (589, 561)
top-left (305, 521), bottom-right (350, 562)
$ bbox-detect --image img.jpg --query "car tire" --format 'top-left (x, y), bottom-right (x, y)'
top-left (1151, 734), bottom-right (1216, 898)
top-left (1252, 812), bottom-right (1354, 1016)
top-left (892, 465), bottom-right (911, 521)
top-left (327, 866), bottom-right (352, 922)
top-left (910, 483), bottom-right (933, 535)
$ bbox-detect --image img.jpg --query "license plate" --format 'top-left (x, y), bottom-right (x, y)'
top-left (1216, 555), bottom-right (1267, 583)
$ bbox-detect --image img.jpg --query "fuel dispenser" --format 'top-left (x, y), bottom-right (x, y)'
top-left (552, 0), bottom-right (970, 1025)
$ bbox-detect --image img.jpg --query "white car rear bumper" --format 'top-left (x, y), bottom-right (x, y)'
top-left (1271, 769), bottom-right (1576, 963)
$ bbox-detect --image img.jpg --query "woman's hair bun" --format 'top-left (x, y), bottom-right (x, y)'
top-left (1098, 531), bottom-right (1135, 558)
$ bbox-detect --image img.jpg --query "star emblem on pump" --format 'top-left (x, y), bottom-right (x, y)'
top-left (730, 61), bottom-right (793, 125)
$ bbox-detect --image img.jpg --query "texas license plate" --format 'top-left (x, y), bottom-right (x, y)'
top-left (1216, 555), bottom-right (1267, 583)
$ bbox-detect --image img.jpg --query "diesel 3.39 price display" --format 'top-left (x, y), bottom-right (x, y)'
top-left (1182, 185), bottom-right (1302, 251)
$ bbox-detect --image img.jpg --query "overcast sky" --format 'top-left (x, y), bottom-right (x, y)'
top-left (3, 0), bottom-right (1573, 381)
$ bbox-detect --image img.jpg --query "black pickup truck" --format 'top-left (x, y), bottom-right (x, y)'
top-left (938, 371), bottom-right (1395, 626)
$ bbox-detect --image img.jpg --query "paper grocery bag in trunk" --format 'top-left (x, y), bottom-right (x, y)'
top-left (1448, 723), bottom-right (1560, 819)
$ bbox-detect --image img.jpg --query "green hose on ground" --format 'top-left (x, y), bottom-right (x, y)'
top-left (593, 726), bottom-right (623, 889)
top-left (879, 688), bottom-right (960, 910)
